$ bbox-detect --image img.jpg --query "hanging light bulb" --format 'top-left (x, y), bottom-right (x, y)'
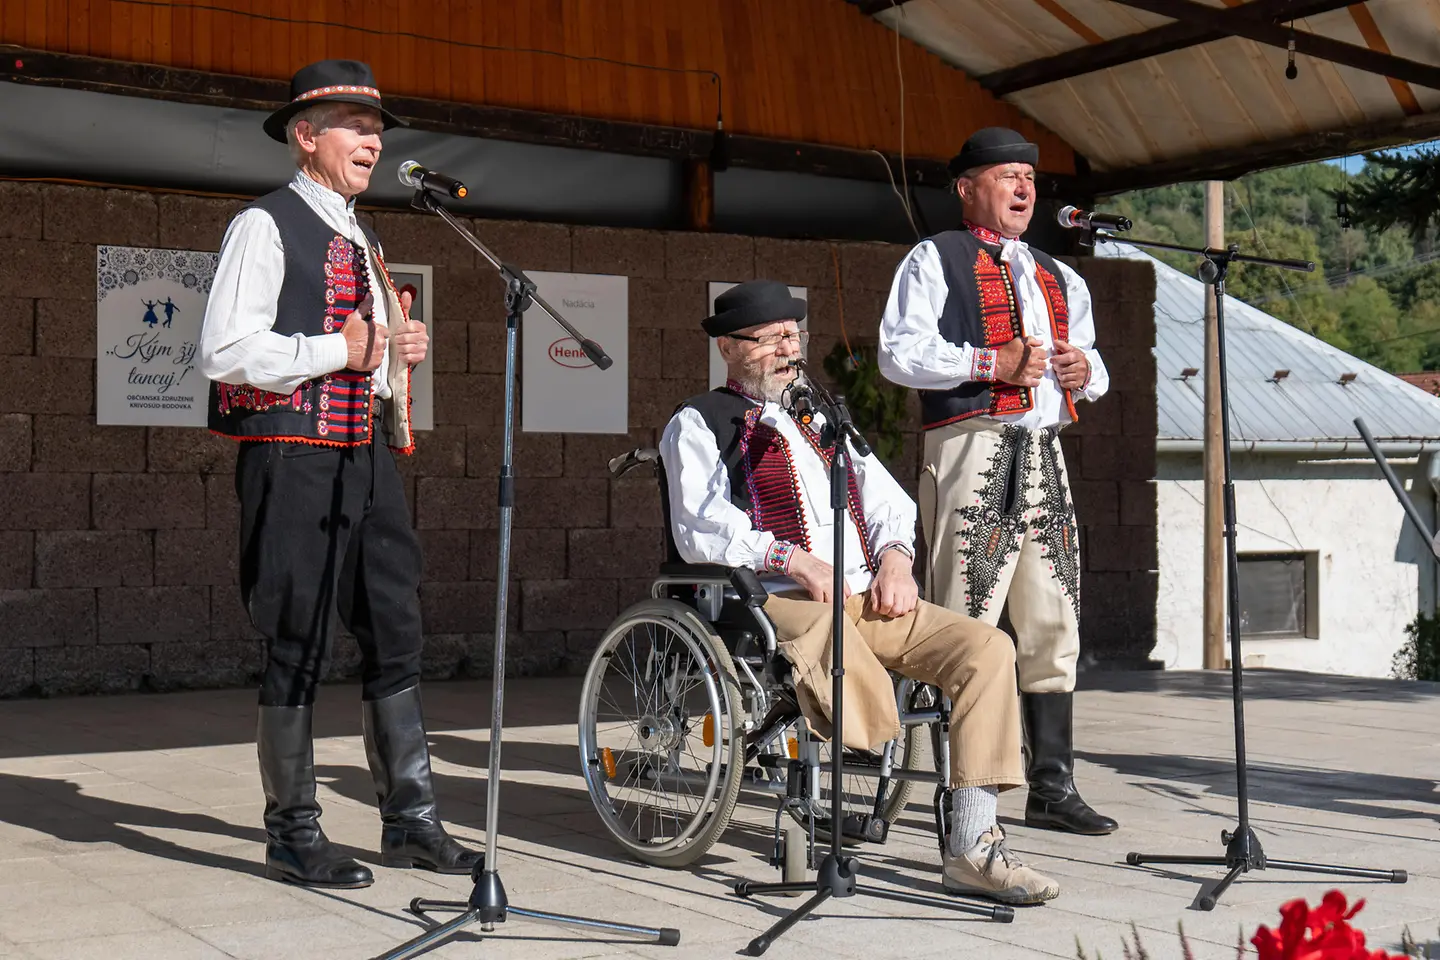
top-left (1285, 23), bottom-right (1298, 80)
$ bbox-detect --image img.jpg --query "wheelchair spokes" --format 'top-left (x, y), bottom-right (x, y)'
top-left (579, 601), bottom-right (744, 867)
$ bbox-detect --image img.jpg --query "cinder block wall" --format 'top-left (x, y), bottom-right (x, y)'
top-left (0, 182), bottom-right (1157, 696)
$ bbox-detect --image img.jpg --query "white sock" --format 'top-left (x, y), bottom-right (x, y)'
top-left (948, 786), bottom-right (998, 856)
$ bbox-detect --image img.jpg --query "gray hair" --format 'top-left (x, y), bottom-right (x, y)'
top-left (285, 103), bottom-right (347, 165)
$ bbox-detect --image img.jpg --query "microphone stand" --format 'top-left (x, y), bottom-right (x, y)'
top-left (370, 188), bottom-right (681, 958)
top-left (732, 370), bottom-right (1013, 956)
top-left (1084, 228), bottom-right (1408, 909)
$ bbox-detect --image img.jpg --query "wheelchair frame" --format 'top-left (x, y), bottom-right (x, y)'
top-left (577, 449), bottom-right (953, 874)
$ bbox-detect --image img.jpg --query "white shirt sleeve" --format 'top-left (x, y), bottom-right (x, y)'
top-left (878, 240), bottom-right (981, 390)
top-left (1056, 259), bottom-right (1110, 402)
top-left (849, 443), bottom-right (917, 558)
top-left (200, 208), bottom-right (351, 395)
top-left (658, 408), bottom-right (778, 570)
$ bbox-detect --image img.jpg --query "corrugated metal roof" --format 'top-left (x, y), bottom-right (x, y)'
top-left (867, 0), bottom-right (1440, 174)
top-left (1095, 241), bottom-right (1440, 442)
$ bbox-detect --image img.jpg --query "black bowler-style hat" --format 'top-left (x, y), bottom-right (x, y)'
top-left (947, 127), bottom-right (1039, 178)
top-left (702, 280), bottom-right (808, 338)
top-left (264, 59), bottom-right (407, 144)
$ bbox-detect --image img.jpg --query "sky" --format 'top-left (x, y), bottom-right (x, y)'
top-left (1325, 139), bottom-right (1438, 168)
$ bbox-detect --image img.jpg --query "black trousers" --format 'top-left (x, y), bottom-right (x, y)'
top-left (235, 432), bottom-right (424, 707)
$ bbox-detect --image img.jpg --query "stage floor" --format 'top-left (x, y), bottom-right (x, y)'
top-left (0, 670), bottom-right (1436, 960)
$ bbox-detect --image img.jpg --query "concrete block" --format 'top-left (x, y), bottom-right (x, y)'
top-left (0, 531), bottom-right (32, 589)
top-left (93, 474), bottom-right (206, 529)
top-left (98, 585), bottom-right (209, 645)
top-left (147, 428), bottom-right (236, 473)
top-left (35, 298), bottom-right (97, 358)
top-left (35, 531), bottom-right (152, 588)
top-left (522, 578), bottom-right (617, 631)
top-left (156, 195), bottom-right (247, 251)
top-left (572, 226), bottom-right (665, 279)
top-left (664, 231), bottom-right (755, 281)
top-left (0, 588), bottom-right (95, 647)
top-left (0, 181), bottom-right (43, 240)
top-left (0, 414), bottom-right (31, 471)
top-left (44, 185), bottom-right (158, 245)
top-left (0, 357), bottom-right (95, 415)
top-left (0, 298), bottom-right (34, 356)
top-left (0, 473), bottom-right (89, 529)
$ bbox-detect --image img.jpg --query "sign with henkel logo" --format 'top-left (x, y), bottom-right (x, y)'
top-left (521, 272), bottom-right (628, 433)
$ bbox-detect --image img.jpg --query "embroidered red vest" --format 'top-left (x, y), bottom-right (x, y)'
top-left (208, 187), bottom-right (403, 449)
top-left (660, 387), bottom-right (877, 572)
top-left (920, 227), bottom-right (1077, 430)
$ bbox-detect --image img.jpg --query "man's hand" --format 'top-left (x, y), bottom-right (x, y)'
top-left (788, 549), bottom-right (852, 605)
top-left (996, 336), bottom-right (1046, 387)
top-left (1050, 339), bottom-right (1090, 390)
top-left (869, 549), bottom-right (919, 619)
top-left (341, 295), bottom-right (386, 372)
top-left (390, 290), bottom-right (428, 367)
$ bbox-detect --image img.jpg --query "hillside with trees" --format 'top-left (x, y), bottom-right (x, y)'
top-left (1110, 150), bottom-right (1440, 373)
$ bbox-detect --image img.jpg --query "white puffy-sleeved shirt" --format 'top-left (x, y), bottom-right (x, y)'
top-left (878, 235), bottom-right (1109, 428)
top-left (658, 393), bottom-right (915, 596)
top-left (200, 170), bottom-right (392, 399)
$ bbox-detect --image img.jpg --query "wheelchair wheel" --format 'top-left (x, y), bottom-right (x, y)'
top-left (579, 599), bottom-right (743, 868)
top-left (788, 681), bottom-right (940, 842)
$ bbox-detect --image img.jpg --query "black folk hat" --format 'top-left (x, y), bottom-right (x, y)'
top-left (948, 127), bottom-right (1039, 178)
top-left (702, 280), bottom-right (808, 338)
top-left (264, 59), bottom-right (407, 144)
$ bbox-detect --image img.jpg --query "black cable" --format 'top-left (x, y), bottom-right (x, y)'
top-left (106, 0), bottom-right (724, 130)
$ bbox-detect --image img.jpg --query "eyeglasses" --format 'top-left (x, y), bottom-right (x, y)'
top-left (727, 331), bottom-right (809, 349)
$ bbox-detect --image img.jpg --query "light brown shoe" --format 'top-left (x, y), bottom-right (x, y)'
top-left (942, 825), bottom-right (1061, 905)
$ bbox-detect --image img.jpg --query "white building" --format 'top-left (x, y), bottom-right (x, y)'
top-left (1098, 244), bottom-right (1440, 678)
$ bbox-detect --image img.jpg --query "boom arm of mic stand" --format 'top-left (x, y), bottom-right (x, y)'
top-left (1090, 232), bottom-right (1315, 273)
top-left (804, 376), bottom-right (873, 458)
top-left (409, 190), bottom-right (614, 370)
top-left (1355, 417), bottom-right (1440, 561)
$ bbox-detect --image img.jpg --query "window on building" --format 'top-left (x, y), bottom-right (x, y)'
top-left (1237, 552), bottom-right (1319, 639)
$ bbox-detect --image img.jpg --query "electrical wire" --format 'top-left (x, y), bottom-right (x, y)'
top-left (1230, 181), bottom-right (1318, 335)
top-left (883, 0), bottom-right (920, 240)
top-left (102, 0), bottom-right (724, 121)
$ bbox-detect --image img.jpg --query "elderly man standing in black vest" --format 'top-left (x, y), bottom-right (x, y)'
top-left (877, 127), bottom-right (1117, 837)
top-left (200, 60), bottom-right (480, 888)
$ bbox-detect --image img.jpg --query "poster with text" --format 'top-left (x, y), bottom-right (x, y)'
top-left (387, 263), bottom-right (434, 431)
top-left (521, 272), bottom-right (629, 434)
top-left (96, 246), bottom-right (217, 426)
top-left (707, 282), bottom-right (808, 389)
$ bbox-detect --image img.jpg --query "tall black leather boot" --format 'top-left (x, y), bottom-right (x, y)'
top-left (258, 705), bottom-right (374, 888)
top-left (362, 685), bottom-right (483, 873)
top-left (1022, 692), bottom-right (1118, 835)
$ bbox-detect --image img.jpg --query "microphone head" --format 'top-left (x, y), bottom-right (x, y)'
top-left (1056, 205), bottom-right (1080, 228)
top-left (398, 160), bottom-right (423, 188)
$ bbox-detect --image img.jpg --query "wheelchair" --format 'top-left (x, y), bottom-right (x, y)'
top-left (578, 447), bottom-right (953, 877)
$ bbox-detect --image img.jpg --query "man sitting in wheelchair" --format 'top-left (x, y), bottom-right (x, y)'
top-left (656, 279), bottom-right (1061, 905)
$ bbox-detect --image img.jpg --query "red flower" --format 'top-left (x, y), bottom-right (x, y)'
top-left (1251, 891), bottom-right (1402, 960)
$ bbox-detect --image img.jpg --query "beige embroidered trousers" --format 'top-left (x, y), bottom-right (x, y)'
top-left (919, 418), bottom-right (1082, 694)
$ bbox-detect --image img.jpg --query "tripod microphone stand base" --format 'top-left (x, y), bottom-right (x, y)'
top-left (733, 852), bottom-right (1013, 957)
top-left (1127, 827), bottom-right (1406, 912)
top-left (370, 859), bottom-right (680, 960)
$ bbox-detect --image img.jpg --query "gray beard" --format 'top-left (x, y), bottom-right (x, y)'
top-left (733, 370), bottom-right (790, 404)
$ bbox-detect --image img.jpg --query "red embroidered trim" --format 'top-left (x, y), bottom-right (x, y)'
top-left (973, 249), bottom-right (1031, 417)
top-left (1036, 261), bottom-right (1080, 423)
top-left (963, 220), bottom-right (1018, 245)
top-left (295, 84), bottom-right (381, 103)
top-left (794, 425), bottom-right (877, 574)
top-left (972, 347), bottom-right (997, 382)
top-left (741, 410), bottom-right (810, 552)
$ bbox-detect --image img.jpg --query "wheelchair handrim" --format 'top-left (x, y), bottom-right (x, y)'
top-left (579, 608), bottom-right (731, 858)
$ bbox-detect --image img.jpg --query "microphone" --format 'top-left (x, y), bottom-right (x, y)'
top-left (782, 361), bottom-right (818, 427)
top-left (1056, 205), bottom-right (1132, 232)
top-left (398, 160), bottom-right (468, 199)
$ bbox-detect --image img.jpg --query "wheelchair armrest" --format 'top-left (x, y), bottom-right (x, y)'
top-left (656, 563), bottom-right (769, 606)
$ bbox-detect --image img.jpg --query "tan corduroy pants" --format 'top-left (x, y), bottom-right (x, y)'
top-left (920, 418), bottom-right (1082, 694)
top-left (766, 592), bottom-right (1024, 790)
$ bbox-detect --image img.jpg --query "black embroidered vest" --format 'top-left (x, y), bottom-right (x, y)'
top-left (662, 388), bottom-right (875, 571)
top-left (208, 187), bottom-right (383, 447)
top-left (920, 229), bottom-right (1075, 430)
